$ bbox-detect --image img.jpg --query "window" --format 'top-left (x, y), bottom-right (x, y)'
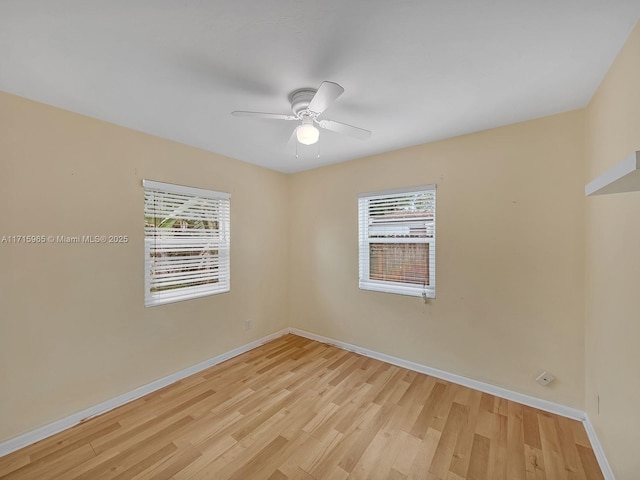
top-left (358, 185), bottom-right (436, 298)
top-left (143, 180), bottom-right (230, 307)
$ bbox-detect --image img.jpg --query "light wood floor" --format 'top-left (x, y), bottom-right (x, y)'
top-left (0, 334), bottom-right (603, 480)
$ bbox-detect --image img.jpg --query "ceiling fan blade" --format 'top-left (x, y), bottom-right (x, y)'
top-left (308, 81), bottom-right (344, 114)
top-left (318, 119), bottom-right (371, 140)
top-left (231, 111), bottom-right (297, 121)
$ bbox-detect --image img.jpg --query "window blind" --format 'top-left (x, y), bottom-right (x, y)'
top-left (358, 185), bottom-right (436, 298)
top-left (143, 180), bottom-right (230, 307)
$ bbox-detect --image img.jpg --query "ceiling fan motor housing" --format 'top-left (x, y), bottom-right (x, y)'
top-left (289, 89), bottom-right (317, 117)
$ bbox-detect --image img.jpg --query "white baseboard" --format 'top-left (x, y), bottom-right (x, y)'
top-left (583, 415), bottom-right (615, 480)
top-left (289, 328), bottom-right (616, 478)
top-left (289, 328), bottom-right (585, 420)
top-left (0, 327), bottom-right (615, 479)
top-left (0, 328), bottom-right (289, 458)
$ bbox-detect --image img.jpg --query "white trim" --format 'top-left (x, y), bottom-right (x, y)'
top-left (0, 329), bottom-right (288, 458)
top-left (289, 328), bottom-right (617, 476)
top-left (358, 186), bottom-right (436, 299)
top-left (583, 415), bottom-right (616, 480)
top-left (289, 328), bottom-right (585, 420)
top-left (359, 279), bottom-right (435, 298)
top-left (142, 179), bottom-right (230, 200)
top-left (143, 181), bottom-right (231, 307)
top-left (585, 150), bottom-right (640, 196)
top-left (358, 184), bottom-right (436, 198)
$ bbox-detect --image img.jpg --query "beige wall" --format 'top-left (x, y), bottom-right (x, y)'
top-left (0, 90), bottom-right (588, 446)
top-left (0, 92), bottom-right (289, 442)
top-left (288, 110), bottom-right (586, 408)
top-left (584, 22), bottom-right (640, 479)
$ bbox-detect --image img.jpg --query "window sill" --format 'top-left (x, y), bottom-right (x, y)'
top-left (359, 280), bottom-right (435, 299)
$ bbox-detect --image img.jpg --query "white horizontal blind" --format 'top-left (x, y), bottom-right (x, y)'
top-left (358, 185), bottom-right (436, 298)
top-left (143, 180), bottom-right (230, 307)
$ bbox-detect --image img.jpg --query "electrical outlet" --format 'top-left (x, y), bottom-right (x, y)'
top-left (536, 371), bottom-right (555, 386)
top-left (244, 319), bottom-right (253, 331)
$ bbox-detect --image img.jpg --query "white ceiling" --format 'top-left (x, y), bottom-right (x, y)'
top-left (1, 1), bottom-right (639, 173)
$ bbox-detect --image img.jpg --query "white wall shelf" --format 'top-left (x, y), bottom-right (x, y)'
top-left (585, 151), bottom-right (640, 196)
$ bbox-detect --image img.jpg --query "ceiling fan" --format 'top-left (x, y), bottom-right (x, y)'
top-left (231, 81), bottom-right (371, 145)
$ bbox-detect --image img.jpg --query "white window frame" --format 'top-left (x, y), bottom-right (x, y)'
top-left (143, 180), bottom-right (230, 307)
top-left (358, 185), bottom-right (436, 298)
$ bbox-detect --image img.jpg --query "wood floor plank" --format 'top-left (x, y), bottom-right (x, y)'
top-left (449, 389), bottom-right (482, 477)
top-left (409, 381), bottom-right (445, 439)
top-left (267, 469), bottom-right (288, 480)
top-left (76, 417), bottom-right (191, 480)
top-left (555, 416), bottom-right (586, 479)
top-left (428, 402), bottom-right (469, 478)
top-left (372, 367), bottom-right (408, 406)
top-left (506, 401), bottom-right (527, 480)
top-left (1, 443), bottom-right (95, 480)
top-left (386, 467), bottom-right (408, 480)
top-left (390, 431), bottom-right (422, 477)
top-left (291, 429), bottom-right (344, 476)
top-left (222, 435), bottom-right (289, 480)
top-left (109, 442), bottom-right (178, 480)
top-left (487, 412), bottom-right (508, 480)
top-left (307, 403), bottom-right (382, 478)
top-left (576, 444), bottom-right (605, 480)
top-left (538, 413), bottom-right (566, 479)
top-left (467, 433), bottom-right (490, 480)
top-left (524, 444), bottom-right (548, 480)
top-left (132, 444), bottom-right (202, 480)
top-left (337, 402), bottom-right (394, 473)
top-left (430, 382), bottom-right (460, 433)
top-left (350, 429), bottom-right (406, 480)
top-left (0, 334), bottom-right (604, 480)
top-left (569, 420), bottom-right (591, 449)
top-left (523, 405), bottom-right (543, 450)
top-left (0, 454), bottom-right (29, 478)
top-left (287, 467), bottom-right (317, 480)
top-left (171, 435), bottom-right (237, 479)
top-left (407, 427), bottom-right (441, 480)
top-left (91, 392), bottom-right (211, 454)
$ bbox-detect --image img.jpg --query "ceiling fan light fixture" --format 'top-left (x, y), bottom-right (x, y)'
top-left (296, 121), bottom-right (319, 145)
top-left (232, 81), bottom-right (371, 148)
